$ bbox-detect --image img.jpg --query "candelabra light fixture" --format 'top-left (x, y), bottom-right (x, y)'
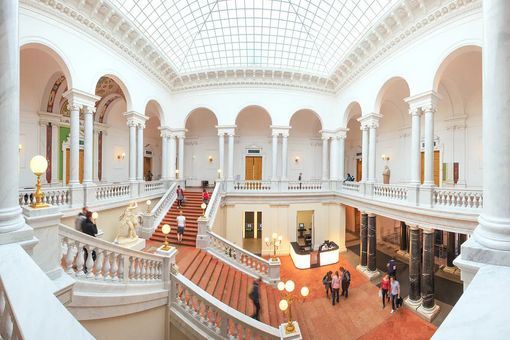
top-left (161, 224), bottom-right (172, 251)
top-left (381, 154), bottom-right (390, 161)
top-left (265, 232), bottom-right (283, 261)
top-left (29, 155), bottom-right (49, 208)
top-left (278, 280), bottom-right (309, 334)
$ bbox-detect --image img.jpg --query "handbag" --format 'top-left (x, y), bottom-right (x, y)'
top-left (378, 289), bottom-right (382, 298)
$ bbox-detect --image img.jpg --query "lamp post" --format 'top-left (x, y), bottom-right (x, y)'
top-left (30, 155), bottom-right (49, 208)
top-left (265, 232), bottom-right (282, 261)
top-left (278, 280), bottom-right (309, 334)
top-left (146, 200), bottom-right (152, 213)
top-left (161, 224), bottom-right (171, 251)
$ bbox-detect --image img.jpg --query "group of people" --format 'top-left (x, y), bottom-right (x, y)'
top-left (75, 207), bottom-right (98, 271)
top-left (322, 267), bottom-right (351, 305)
top-left (380, 257), bottom-right (402, 313)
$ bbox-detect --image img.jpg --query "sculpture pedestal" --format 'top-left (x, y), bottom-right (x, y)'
top-left (114, 237), bottom-right (146, 251)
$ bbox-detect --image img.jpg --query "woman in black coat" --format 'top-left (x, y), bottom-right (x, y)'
top-left (82, 211), bottom-right (98, 270)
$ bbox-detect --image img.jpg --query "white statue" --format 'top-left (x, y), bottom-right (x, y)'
top-left (116, 201), bottom-right (140, 243)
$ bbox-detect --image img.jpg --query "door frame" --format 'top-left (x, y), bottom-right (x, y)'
top-left (243, 153), bottom-right (264, 180)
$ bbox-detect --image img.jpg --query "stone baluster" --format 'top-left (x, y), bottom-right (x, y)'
top-left (95, 250), bottom-right (104, 280)
top-left (75, 243), bottom-right (86, 277)
top-left (85, 245), bottom-right (95, 278)
top-left (103, 251), bottom-right (111, 280)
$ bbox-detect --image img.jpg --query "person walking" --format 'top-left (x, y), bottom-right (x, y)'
top-left (176, 185), bottom-right (185, 208)
top-left (331, 271), bottom-right (341, 305)
top-left (380, 274), bottom-right (390, 308)
top-left (390, 276), bottom-right (401, 313)
top-left (387, 257), bottom-right (397, 278)
top-left (202, 188), bottom-right (210, 205)
top-left (176, 210), bottom-right (186, 244)
top-left (249, 277), bottom-right (261, 320)
top-left (340, 266), bottom-right (351, 298)
top-left (322, 271), bottom-right (333, 298)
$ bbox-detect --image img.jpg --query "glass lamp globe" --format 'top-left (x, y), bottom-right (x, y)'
top-left (162, 224), bottom-right (171, 235)
top-left (272, 232), bottom-right (278, 240)
top-left (201, 203), bottom-right (207, 210)
top-left (301, 286), bottom-right (309, 297)
top-left (279, 299), bottom-right (288, 311)
top-left (285, 280), bottom-right (295, 293)
top-left (264, 237), bottom-right (269, 243)
top-left (146, 200), bottom-right (151, 206)
top-left (277, 281), bottom-right (285, 291)
top-left (30, 155), bottom-right (48, 175)
top-left (91, 212), bottom-right (98, 220)
top-left (278, 235), bottom-right (283, 241)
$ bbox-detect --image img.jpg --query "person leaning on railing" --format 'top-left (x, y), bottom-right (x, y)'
top-left (81, 211), bottom-right (98, 272)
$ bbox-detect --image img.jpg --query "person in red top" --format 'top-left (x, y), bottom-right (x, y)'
top-left (380, 274), bottom-right (390, 308)
top-left (176, 185), bottom-right (185, 208)
top-left (202, 188), bottom-right (210, 204)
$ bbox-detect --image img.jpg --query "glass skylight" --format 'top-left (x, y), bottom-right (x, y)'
top-left (110, 0), bottom-right (399, 76)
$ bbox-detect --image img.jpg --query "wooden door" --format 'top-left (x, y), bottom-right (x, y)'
top-left (245, 156), bottom-right (262, 180)
top-left (420, 150), bottom-right (440, 186)
top-left (356, 159), bottom-right (362, 181)
top-left (144, 157), bottom-right (152, 180)
top-left (66, 149), bottom-right (84, 184)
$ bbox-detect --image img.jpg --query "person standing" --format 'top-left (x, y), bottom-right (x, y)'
top-left (75, 207), bottom-right (88, 232)
top-left (176, 210), bottom-right (186, 244)
top-left (340, 266), bottom-right (351, 298)
top-left (322, 271), bottom-right (333, 298)
top-left (176, 185), bottom-right (185, 208)
top-left (81, 211), bottom-right (98, 272)
top-left (249, 277), bottom-right (261, 320)
top-left (298, 172), bottom-right (302, 189)
top-left (387, 257), bottom-right (397, 278)
top-left (380, 274), bottom-right (390, 308)
top-left (331, 271), bottom-right (341, 305)
top-left (390, 276), bottom-right (401, 313)
top-left (202, 188), bottom-right (210, 205)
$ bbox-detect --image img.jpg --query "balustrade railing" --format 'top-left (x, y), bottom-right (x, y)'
top-left (138, 183), bottom-right (177, 239)
top-left (95, 182), bottom-right (131, 201)
top-left (171, 271), bottom-right (280, 340)
top-left (374, 184), bottom-right (408, 201)
top-left (341, 181), bottom-right (361, 193)
top-left (59, 224), bottom-right (164, 283)
top-left (233, 180), bottom-right (272, 191)
top-left (143, 180), bottom-right (165, 193)
top-left (19, 187), bottom-right (70, 207)
top-left (433, 188), bottom-right (483, 209)
top-left (287, 180), bottom-right (322, 191)
top-left (0, 277), bottom-right (23, 340)
top-left (204, 183), bottom-right (221, 228)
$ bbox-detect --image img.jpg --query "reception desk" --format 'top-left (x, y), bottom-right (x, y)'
top-left (289, 241), bottom-right (340, 269)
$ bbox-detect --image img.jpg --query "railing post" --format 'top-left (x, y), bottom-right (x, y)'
top-left (196, 217), bottom-right (209, 250)
top-left (156, 247), bottom-right (177, 290)
top-left (139, 213), bottom-right (155, 239)
top-left (84, 185), bottom-right (97, 207)
top-left (267, 258), bottom-right (281, 285)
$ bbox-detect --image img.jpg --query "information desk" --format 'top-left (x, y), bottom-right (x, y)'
top-left (289, 241), bottom-right (340, 269)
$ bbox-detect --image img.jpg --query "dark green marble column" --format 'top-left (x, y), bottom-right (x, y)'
top-left (408, 225), bottom-right (421, 302)
top-left (421, 228), bottom-right (436, 309)
top-left (367, 214), bottom-right (377, 272)
top-left (360, 212), bottom-right (368, 267)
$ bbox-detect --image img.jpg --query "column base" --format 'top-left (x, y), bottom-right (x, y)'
top-left (416, 303), bottom-right (440, 322)
top-left (356, 265), bottom-right (380, 281)
top-left (404, 296), bottom-right (422, 310)
top-left (365, 181), bottom-right (374, 196)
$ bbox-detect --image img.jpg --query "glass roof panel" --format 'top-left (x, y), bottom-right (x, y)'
top-left (110, 0), bottom-right (399, 76)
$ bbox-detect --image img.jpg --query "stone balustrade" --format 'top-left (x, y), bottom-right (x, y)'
top-left (287, 180), bottom-right (322, 191)
top-left (139, 183), bottom-right (177, 239)
top-left (433, 188), bottom-right (483, 209)
top-left (233, 180), bottom-right (272, 191)
top-left (95, 183), bottom-right (131, 201)
top-left (342, 181), bottom-right (361, 193)
top-left (374, 183), bottom-right (408, 201)
top-left (0, 277), bottom-right (22, 340)
top-left (19, 187), bottom-right (70, 207)
top-left (142, 180), bottom-right (165, 193)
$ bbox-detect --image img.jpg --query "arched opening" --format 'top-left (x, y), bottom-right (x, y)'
top-left (184, 108), bottom-right (219, 185)
top-left (344, 102), bottom-right (362, 182)
top-left (20, 44), bottom-right (72, 187)
top-left (144, 100), bottom-right (163, 181)
top-left (288, 109), bottom-right (322, 180)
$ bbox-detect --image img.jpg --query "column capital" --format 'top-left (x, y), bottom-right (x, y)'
top-left (404, 90), bottom-right (441, 112)
top-left (123, 111), bottom-right (148, 127)
top-left (159, 126), bottom-right (172, 138)
top-left (216, 125), bottom-right (236, 136)
top-left (63, 88), bottom-right (100, 108)
top-left (407, 223), bottom-right (420, 230)
top-left (270, 125), bottom-right (291, 137)
top-left (336, 128), bottom-right (349, 139)
top-left (357, 113), bottom-right (382, 129)
top-left (172, 128), bottom-right (186, 138)
top-left (420, 227), bottom-right (435, 234)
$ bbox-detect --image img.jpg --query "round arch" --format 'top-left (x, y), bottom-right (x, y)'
top-left (184, 107), bottom-right (219, 129)
top-left (374, 76), bottom-right (411, 113)
top-left (433, 44), bottom-right (482, 92)
top-left (288, 109), bottom-right (323, 131)
top-left (235, 105), bottom-right (273, 126)
top-left (343, 101), bottom-right (362, 128)
top-left (92, 73), bottom-right (132, 110)
top-left (145, 99), bottom-right (165, 125)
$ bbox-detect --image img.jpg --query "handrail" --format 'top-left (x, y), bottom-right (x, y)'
top-left (0, 277), bottom-right (24, 340)
top-left (433, 188), bottom-right (483, 209)
top-left (204, 182), bottom-right (221, 228)
top-left (95, 182), bottom-right (131, 201)
top-left (287, 180), bottom-right (322, 190)
top-left (373, 183), bottom-right (408, 201)
top-left (171, 271), bottom-right (280, 339)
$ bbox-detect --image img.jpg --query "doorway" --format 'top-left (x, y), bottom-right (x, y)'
top-left (245, 156), bottom-right (262, 180)
top-left (242, 211), bottom-right (262, 255)
top-left (65, 149), bottom-right (84, 184)
top-left (144, 157), bottom-right (152, 181)
top-left (296, 210), bottom-right (314, 250)
top-left (356, 159), bottom-right (362, 181)
top-left (420, 150), bottom-right (440, 186)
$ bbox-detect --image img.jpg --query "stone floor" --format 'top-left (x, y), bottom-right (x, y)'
top-left (279, 251), bottom-right (437, 340)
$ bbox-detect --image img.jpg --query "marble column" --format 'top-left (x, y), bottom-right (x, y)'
top-left (39, 123), bottom-right (48, 184)
top-left (227, 133), bottom-right (234, 180)
top-left (474, 0), bottom-right (510, 250)
top-left (409, 109), bottom-right (422, 185)
top-left (421, 228), bottom-right (437, 310)
top-left (161, 133), bottom-right (168, 180)
top-left (128, 121), bottom-right (137, 182)
top-left (83, 106), bottom-right (94, 185)
top-left (93, 129), bottom-right (100, 182)
top-left (51, 123), bottom-right (59, 184)
top-left (360, 213), bottom-right (368, 268)
top-left (330, 136), bottom-right (338, 180)
top-left (408, 225), bottom-right (422, 303)
top-left (446, 231), bottom-right (456, 268)
top-left (178, 135), bottom-right (185, 180)
top-left (218, 133), bottom-right (225, 179)
top-left (271, 132), bottom-right (278, 180)
top-left (281, 132), bottom-right (288, 180)
top-left (338, 134), bottom-right (346, 180)
top-left (136, 124), bottom-right (144, 181)
top-left (68, 101), bottom-right (81, 186)
top-left (169, 135), bottom-right (176, 180)
top-left (367, 214), bottom-right (377, 272)
top-left (400, 222), bottom-right (408, 252)
top-left (0, 0), bottom-right (26, 234)
top-left (368, 124), bottom-right (377, 183)
top-left (423, 107), bottom-right (435, 186)
top-left (321, 136), bottom-right (329, 180)
top-left (361, 125), bottom-right (369, 182)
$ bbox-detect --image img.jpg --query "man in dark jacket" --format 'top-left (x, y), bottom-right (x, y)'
top-left (340, 266), bottom-right (351, 298)
top-left (81, 211), bottom-right (98, 271)
top-left (249, 277), bottom-right (261, 320)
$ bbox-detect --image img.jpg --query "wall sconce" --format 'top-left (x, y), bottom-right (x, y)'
top-left (381, 154), bottom-right (390, 161)
top-left (117, 152), bottom-right (126, 160)
top-left (208, 155), bottom-right (213, 163)
top-left (18, 144), bottom-right (22, 152)
top-left (294, 156), bottom-right (300, 163)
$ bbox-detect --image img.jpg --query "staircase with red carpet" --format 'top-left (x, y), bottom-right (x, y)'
top-left (176, 247), bottom-right (284, 329)
top-left (150, 190), bottom-right (209, 247)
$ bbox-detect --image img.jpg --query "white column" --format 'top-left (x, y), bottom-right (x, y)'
top-left (0, 0), bottom-right (26, 233)
top-left (93, 129), bottom-right (99, 182)
top-left (281, 133), bottom-right (288, 180)
top-left (409, 109), bottom-right (422, 185)
top-left (161, 133), bottom-right (168, 180)
top-left (137, 124), bottom-right (144, 181)
top-left (178, 135), bottom-right (185, 180)
top-left (128, 121), bottom-right (137, 182)
top-left (51, 123), bottom-right (59, 184)
top-left (474, 0), bottom-right (510, 250)
top-left (83, 106), bottom-right (94, 185)
top-left (39, 123), bottom-right (48, 184)
top-left (218, 133), bottom-right (225, 179)
top-left (68, 101), bottom-right (81, 186)
top-left (423, 106), bottom-right (435, 186)
top-left (338, 135), bottom-right (346, 180)
top-left (321, 136), bottom-right (329, 180)
top-left (368, 124), bottom-right (377, 183)
top-left (330, 136), bottom-right (338, 180)
top-left (169, 135), bottom-right (176, 180)
top-left (271, 133), bottom-right (278, 180)
top-left (361, 126), bottom-right (369, 182)
top-left (227, 133), bottom-right (234, 180)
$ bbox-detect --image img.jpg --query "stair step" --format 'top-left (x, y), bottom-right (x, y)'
top-left (206, 261), bottom-right (224, 296)
top-left (213, 264), bottom-right (230, 301)
top-left (183, 251), bottom-right (206, 278)
top-left (198, 258), bottom-right (217, 290)
top-left (259, 283), bottom-right (271, 325)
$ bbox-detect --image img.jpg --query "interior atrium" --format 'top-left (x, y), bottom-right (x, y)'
top-left (1, 0), bottom-right (507, 339)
